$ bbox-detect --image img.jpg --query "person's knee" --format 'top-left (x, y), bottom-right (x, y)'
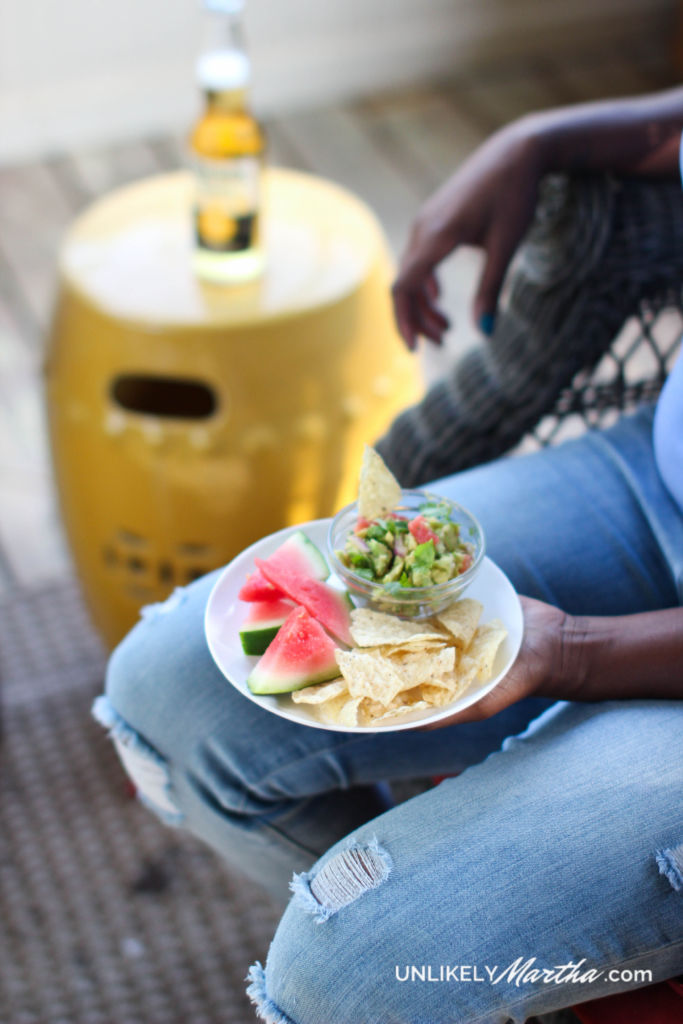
top-left (93, 575), bottom-right (229, 824)
top-left (248, 837), bottom-right (397, 1023)
top-left (101, 573), bottom-right (223, 744)
top-left (247, 832), bottom-right (520, 1024)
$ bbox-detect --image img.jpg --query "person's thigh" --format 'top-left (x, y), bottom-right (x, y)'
top-left (429, 409), bottom-right (680, 615)
top-left (250, 700), bottom-right (683, 1024)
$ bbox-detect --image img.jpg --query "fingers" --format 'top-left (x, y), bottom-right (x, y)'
top-left (472, 187), bottom-right (539, 331)
top-left (392, 269), bottom-right (450, 350)
top-left (472, 231), bottom-right (515, 331)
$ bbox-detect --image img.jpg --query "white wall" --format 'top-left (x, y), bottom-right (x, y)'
top-left (0, 0), bottom-right (674, 163)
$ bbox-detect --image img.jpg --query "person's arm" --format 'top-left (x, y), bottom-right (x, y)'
top-left (428, 597), bottom-right (683, 729)
top-left (562, 604), bottom-right (683, 702)
top-left (532, 88), bottom-right (683, 178)
top-left (393, 87), bottom-right (683, 350)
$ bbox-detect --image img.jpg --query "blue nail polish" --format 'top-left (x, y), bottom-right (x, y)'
top-left (479, 312), bottom-right (495, 336)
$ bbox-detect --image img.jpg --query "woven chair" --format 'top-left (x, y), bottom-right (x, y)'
top-left (377, 172), bottom-right (683, 484)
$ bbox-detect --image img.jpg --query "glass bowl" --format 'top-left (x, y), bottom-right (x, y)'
top-left (327, 490), bottom-right (486, 619)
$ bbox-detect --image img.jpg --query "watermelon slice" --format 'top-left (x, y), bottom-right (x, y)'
top-left (255, 558), bottom-right (353, 647)
top-left (247, 606), bottom-right (340, 694)
top-left (238, 568), bottom-right (286, 603)
top-left (258, 530), bottom-right (329, 582)
top-left (239, 598), bottom-right (294, 655)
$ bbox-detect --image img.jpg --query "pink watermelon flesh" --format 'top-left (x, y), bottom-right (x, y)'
top-left (258, 531), bottom-right (329, 582)
top-left (255, 558), bottom-right (353, 647)
top-left (239, 598), bottom-right (295, 655)
top-left (247, 606), bottom-right (340, 694)
top-left (242, 597), bottom-right (294, 625)
top-left (238, 568), bottom-right (286, 602)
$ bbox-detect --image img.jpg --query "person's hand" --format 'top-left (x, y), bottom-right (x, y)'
top-left (392, 120), bottom-right (544, 349)
top-left (424, 596), bottom-right (574, 729)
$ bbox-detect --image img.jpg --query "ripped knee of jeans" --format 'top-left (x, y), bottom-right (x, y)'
top-left (656, 843), bottom-right (683, 893)
top-left (92, 695), bottom-right (184, 826)
top-left (290, 836), bottom-right (392, 923)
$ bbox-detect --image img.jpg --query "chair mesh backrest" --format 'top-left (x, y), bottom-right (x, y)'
top-left (527, 304), bottom-right (683, 450)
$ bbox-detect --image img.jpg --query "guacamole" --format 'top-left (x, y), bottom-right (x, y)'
top-left (336, 500), bottom-right (475, 589)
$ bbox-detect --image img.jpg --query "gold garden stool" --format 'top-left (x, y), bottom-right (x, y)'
top-left (46, 168), bottom-right (420, 648)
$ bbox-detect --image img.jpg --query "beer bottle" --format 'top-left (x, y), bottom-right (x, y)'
top-left (190, 0), bottom-right (265, 284)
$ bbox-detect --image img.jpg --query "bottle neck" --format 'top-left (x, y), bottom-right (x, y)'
top-left (204, 86), bottom-right (249, 113)
top-left (197, 6), bottom-right (250, 98)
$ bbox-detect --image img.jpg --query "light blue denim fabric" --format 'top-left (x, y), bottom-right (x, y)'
top-left (95, 406), bottom-right (683, 1023)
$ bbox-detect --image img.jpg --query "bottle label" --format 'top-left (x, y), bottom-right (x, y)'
top-left (193, 156), bottom-right (261, 254)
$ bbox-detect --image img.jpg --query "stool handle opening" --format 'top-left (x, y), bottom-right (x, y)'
top-left (110, 374), bottom-right (218, 420)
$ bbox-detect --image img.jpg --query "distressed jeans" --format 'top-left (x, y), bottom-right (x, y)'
top-left (94, 407), bottom-right (683, 1024)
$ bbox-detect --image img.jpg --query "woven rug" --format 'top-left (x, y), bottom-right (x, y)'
top-left (0, 579), bottom-right (280, 1024)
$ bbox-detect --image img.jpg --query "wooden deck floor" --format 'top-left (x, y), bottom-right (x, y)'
top-left (0, 44), bottom-right (676, 592)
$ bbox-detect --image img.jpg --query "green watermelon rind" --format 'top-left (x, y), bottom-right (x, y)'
top-left (247, 659), bottom-right (340, 695)
top-left (239, 599), bottom-right (294, 656)
top-left (240, 620), bottom-right (286, 656)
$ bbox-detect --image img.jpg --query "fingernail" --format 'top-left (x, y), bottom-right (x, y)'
top-left (479, 313), bottom-right (495, 336)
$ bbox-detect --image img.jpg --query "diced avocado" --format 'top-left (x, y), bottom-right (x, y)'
top-left (368, 539), bottom-right (393, 577)
top-left (440, 522), bottom-right (461, 552)
top-left (411, 565), bottom-right (433, 587)
top-left (383, 557), bottom-right (405, 583)
top-left (412, 540), bottom-right (435, 569)
top-left (431, 554), bottom-right (456, 584)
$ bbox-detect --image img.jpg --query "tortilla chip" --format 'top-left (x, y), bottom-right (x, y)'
top-left (460, 619), bottom-right (508, 682)
top-left (386, 645), bottom-right (456, 689)
top-left (335, 648), bottom-right (406, 706)
top-left (357, 446), bottom-right (402, 520)
top-left (363, 700), bottom-right (430, 725)
top-left (379, 636), bottom-right (450, 658)
top-left (315, 693), bottom-right (362, 727)
top-left (291, 678), bottom-right (348, 704)
top-left (414, 683), bottom-right (462, 706)
top-left (434, 598), bottom-right (483, 649)
top-left (350, 607), bottom-right (441, 648)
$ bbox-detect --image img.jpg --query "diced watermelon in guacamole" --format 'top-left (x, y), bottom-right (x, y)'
top-left (408, 515), bottom-right (440, 546)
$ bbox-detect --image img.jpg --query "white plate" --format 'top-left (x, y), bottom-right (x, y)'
top-left (204, 518), bottom-right (524, 733)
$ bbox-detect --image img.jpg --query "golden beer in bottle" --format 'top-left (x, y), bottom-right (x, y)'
top-left (190, 0), bottom-right (265, 283)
